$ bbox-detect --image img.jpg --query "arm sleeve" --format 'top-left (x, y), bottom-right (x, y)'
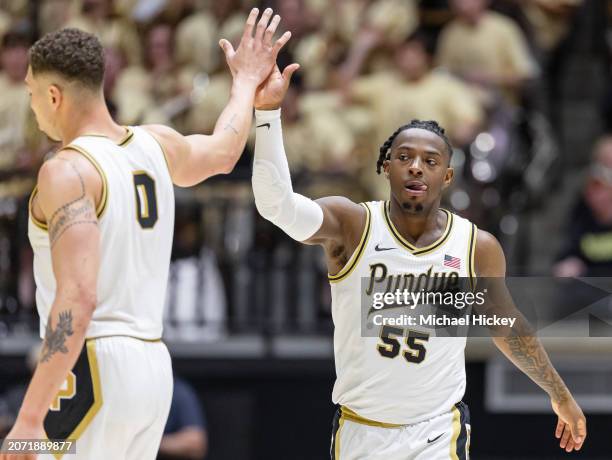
top-left (252, 109), bottom-right (324, 241)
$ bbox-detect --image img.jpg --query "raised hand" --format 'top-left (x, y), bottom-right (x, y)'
top-left (552, 396), bottom-right (587, 452)
top-left (219, 8), bottom-right (291, 87)
top-left (254, 63), bottom-right (300, 110)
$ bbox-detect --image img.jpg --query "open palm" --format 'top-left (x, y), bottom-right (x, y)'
top-left (254, 63), bottom-right (300, 110)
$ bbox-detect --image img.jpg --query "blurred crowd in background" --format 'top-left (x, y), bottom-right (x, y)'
top-left (0, 0), bottom-right (611, 338)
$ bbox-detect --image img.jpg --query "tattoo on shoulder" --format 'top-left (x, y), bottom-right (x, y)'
top-left (223, 114), bottom-right (239, 135)
top-left (41, 310), bottom-right (74, 363)
top-left (48, 158), bottom-right (98, 247)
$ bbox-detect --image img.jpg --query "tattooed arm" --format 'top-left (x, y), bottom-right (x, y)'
top-left (7, 151), bottom-right (100, 445)
top-left (142, 8), bottom-right (292, 187)
top-left (475, 230), bottom-right (586, 453)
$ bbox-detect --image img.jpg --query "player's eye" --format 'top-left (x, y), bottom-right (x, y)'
top-left (427, 159), bottom-right (437, 166)
top-left (399, 154), bottom-right (408, 161)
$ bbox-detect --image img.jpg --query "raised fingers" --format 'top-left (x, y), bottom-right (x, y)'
top-left (264, 14), bottom-right (281, 47)
top-left (255, 8), bottom-right (274, 42)
top-left (272, 31), bottom-right (292, 57)
top-left (241, 8), bottom-right (259, 43)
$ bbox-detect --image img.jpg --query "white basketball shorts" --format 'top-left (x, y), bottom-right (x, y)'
top-left (40, 336), bottom-right (173, 460)
top-left (331, 402), bottom-right (470, 460)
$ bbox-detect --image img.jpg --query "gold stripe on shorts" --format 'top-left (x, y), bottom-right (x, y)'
top-left (449, 405), bottom-right (461, 460)
top-left (340, 406), bottom-right (404, 429)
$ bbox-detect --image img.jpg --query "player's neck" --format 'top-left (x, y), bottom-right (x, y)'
top-left (59, 100), bottom-right (124, 146)
top-left (388, 198), bottom-right (444, 244)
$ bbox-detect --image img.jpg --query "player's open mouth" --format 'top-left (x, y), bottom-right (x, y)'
top-left (404, 181), bottom-right (428, 196)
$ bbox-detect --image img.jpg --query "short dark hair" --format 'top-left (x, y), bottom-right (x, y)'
top-left (29, 28), bottom-right (104, 89)
top-left (376, 120), bottom-right (453, 174)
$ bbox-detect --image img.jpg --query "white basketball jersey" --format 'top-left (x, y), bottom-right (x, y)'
top-left (28, 127), bottom-right (175, 340)
top-left (330, 201), bottom-right (477, 425)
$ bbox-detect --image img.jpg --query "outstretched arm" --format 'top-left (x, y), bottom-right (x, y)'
top-left (251, 64), bottom-right (366, 275)
top-left (1, 151), bottom-right (101, 459)
top-left (145, 8), bottom-right (291, 187)
top-left (476, 230), bottom-right (586, 453)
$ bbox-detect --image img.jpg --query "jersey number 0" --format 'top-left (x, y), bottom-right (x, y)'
top-left (133, 171), bottom-right (158, 229)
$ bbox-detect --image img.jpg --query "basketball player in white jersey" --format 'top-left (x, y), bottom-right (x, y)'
top-left (0, 8), bottom-right (290, 460)
top-left (247, 65), bottom-right (587, 458)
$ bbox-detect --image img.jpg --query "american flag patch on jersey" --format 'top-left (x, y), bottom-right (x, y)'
top-left (444, 254), bottom-right (461, 269)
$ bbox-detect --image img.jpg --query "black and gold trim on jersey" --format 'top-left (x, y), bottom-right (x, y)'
top-left (63, 144), bottom-right (109, 219)
top-left (467, 223), bottom-right (477, 291)
top-left (44, 340), bottom-right (103, 460)
top-left (80, 126), bottom-right (134, 147)
top-left (28, 145), bottom-right (109, 232)
top-left (28, 185), bottom-right (48, 231)
top-left (147, 130), bottom-right (172, 173)
top-left (382, 201), bottom-right (453, 255)
top-left (328, 203), bottom-right (372, 283)
top-left (117, 127), bottom-right (134, 146)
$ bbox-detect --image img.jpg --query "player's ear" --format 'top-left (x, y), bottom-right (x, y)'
top-left (48, 84), bottom-right (62, 110)
top-left (442, 167), bottom-right (454, 189)
top-left (383, 159), bottom-right (391, 179)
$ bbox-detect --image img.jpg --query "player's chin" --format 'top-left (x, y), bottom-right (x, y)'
top-left (43, 129), bottom-right (61, 143)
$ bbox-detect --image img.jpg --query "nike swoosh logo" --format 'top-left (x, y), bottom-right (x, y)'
top-left (375, 244), bottom-right (395, 252)
top-left (256, 123), bottom-right (271, 129)
top-left (427, 433), bottom-right (445, 444)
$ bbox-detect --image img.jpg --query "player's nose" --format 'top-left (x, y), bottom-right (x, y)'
top-left (408, 163), bottom-right (423, 177)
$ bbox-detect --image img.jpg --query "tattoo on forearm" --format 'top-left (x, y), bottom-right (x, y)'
top-left (504, 319), bottom-right (568, 402)
top-left (41, 310), bottom-right (74, 363)
top-left (48, 159), bottom-right (98, 247)
top-left (224, 114), bottom-right (239, 134)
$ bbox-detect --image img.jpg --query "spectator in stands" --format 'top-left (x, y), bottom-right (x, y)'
top-left (436, 0), bottom-right (538, 107)
top-left (0, 8), bottom-right (11, 40)
top-left (554, 136), bottom-right (612, 276)
top-left (182, 12), bottom-right (247, 135)
top-left (270, 74), bottom-right (367, 201)
top-left (0, 24), bottom-right (45, 195)
top-left (103, 46), bottom-right (126, 118)
top-left (66, 0), bottom-right (142, 65)
top-left (38, 0), bottom-right (73, 36)
top-left (158, 376), bottom-right (208, 460)
top-left (114, 21), bottom-right (195, 127)
top-left (347, 30), bottom-right (484, 148)
top-left (522, 0), bottom-right (582, 56)
top-left (338, 30), bottom-right (483, 198)
top-left (326, 0), bottom-right (419, 90)
top-left (174, 1), bottom-right (220, 74)
top-left (521, 0), bottom-right (583, 128)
